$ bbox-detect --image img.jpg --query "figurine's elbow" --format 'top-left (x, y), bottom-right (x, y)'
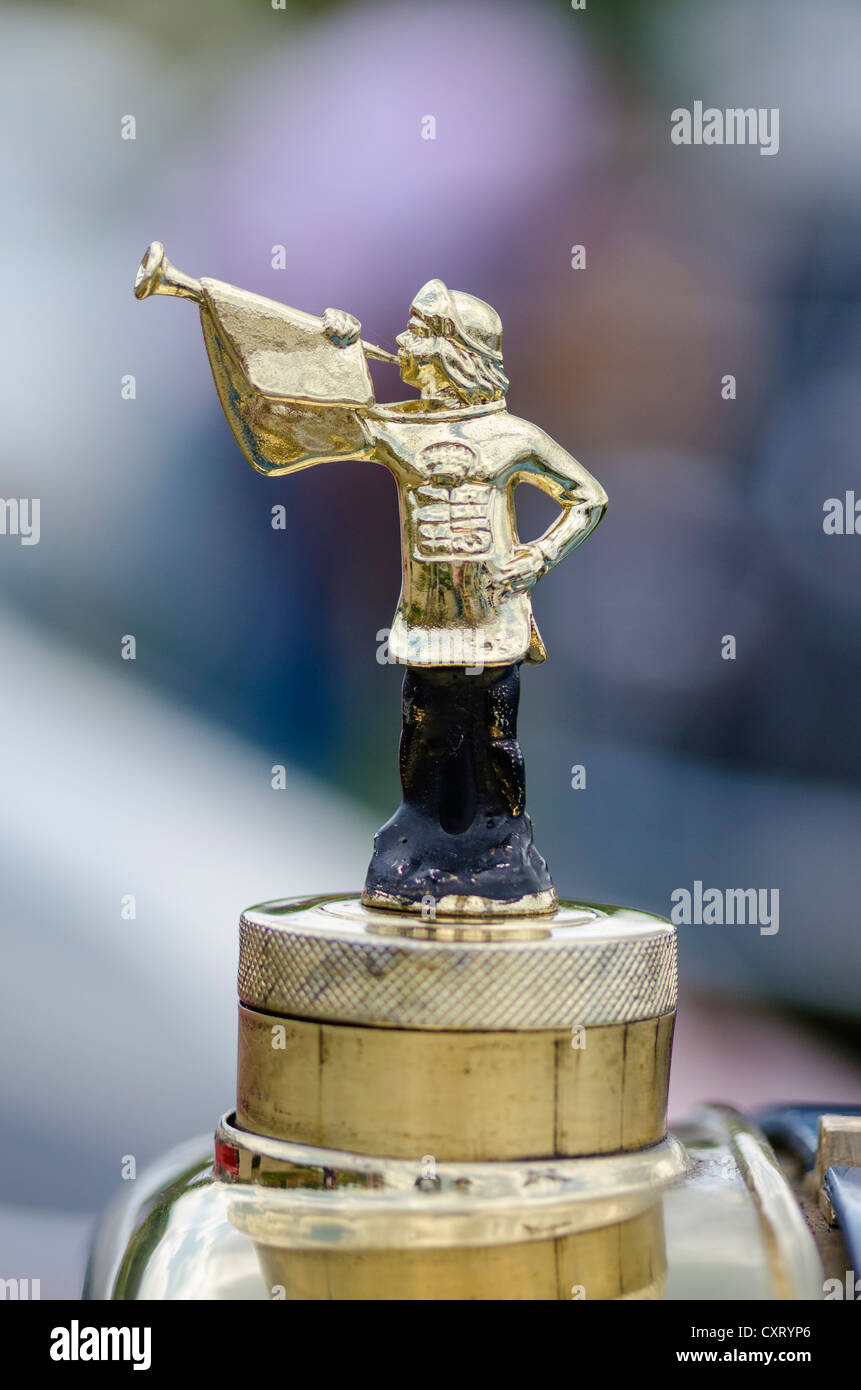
top-left (588, 486), bottom-right (609, 525)
top-left (559, 472), bottom-right (607, 524)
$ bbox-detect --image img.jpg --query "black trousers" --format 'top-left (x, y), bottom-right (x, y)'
top-left (364, 663), bottom-right (554, 910)
top-left (399, 664), bottom-right (525, 829)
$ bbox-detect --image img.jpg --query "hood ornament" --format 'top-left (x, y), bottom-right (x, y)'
top-left (82, 245), bottom-right (842, 1306)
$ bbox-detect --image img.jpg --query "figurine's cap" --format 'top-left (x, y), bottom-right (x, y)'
top-left (410, 279), bottom-right (503, 365)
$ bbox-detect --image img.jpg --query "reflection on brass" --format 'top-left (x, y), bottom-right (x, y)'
top-left (254, 1208), bottom-right (667, 1302)
top-left (216, 1114), bottom-right (680, 1301)
top-left (87, 1107), bottom-right (835, 1301)
top-left (237, 1006), bottom-right (674, 1161)
top-left (217, 1112), bottom-right (688, 1220)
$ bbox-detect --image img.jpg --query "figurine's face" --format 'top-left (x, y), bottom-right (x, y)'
top-left (396, 303), bottom-right (508, 406)
top-left (396, 314), bottom-right (452, 399)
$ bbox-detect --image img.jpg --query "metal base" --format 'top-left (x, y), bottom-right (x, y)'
top-left (236, 895), bottom-right (678, 1162)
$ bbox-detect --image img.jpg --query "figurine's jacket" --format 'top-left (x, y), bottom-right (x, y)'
top-left (352, 399), bottom-right (598, 668)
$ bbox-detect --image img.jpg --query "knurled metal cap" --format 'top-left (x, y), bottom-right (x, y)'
top-left (238, 895), bottom-right (677, 1031)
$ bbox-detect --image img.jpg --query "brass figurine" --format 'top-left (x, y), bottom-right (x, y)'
top-left (135, 243), bottom-right (607, 917)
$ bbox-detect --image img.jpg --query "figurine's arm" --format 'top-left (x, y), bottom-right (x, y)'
top-left (499, 426), bottom-right (607, 592)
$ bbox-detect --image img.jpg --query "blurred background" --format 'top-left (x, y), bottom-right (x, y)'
top-left (2, 0), bottom-right (861, 1294)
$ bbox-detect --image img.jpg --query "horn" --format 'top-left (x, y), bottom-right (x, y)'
top-left (134, 241), bottom-right (203, 303)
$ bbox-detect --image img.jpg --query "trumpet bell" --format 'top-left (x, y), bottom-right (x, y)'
top-left (134, 241), bottom-right (203, 303)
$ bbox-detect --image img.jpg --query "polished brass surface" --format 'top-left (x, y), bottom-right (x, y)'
top-left (217, 1113), bottom-right (687, 1240)
top-left (236, 894), bottom-right (677, 1162)
top-left (134, 243), bottom-right (607, 670)
top-left (237, 1006), bottom-right (674, 1160)
top-left (217, 1113), bottom-right (679, 1299)
top-left (253, 1210), bottom-right (666, 1302)
top-left (88, 1107), bottom-right (829, 1301)
top-left (238, 895), bottom-right (678, 1030)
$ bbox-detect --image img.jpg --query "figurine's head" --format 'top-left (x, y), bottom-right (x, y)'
top-left (397, 279), bottom-right (509, 406)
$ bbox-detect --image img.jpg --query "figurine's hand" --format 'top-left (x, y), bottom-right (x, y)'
top-left (322, 308), bottom-right (362, 348)
top-left (491, 548), bottom-right (545, 595)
